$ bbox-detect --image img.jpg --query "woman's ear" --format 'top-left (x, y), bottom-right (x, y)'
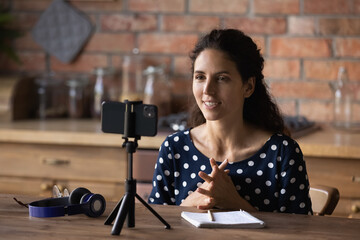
top-left (244, 77), bottom-right (256, 98)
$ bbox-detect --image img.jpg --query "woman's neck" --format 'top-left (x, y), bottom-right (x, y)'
top-left (191, 120), bottom-right (267, 162)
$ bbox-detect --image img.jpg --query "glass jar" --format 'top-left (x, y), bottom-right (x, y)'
top-left (35, 73), bottom-right (66, 119)
top-left (66, 75), bottom-right (89, 118)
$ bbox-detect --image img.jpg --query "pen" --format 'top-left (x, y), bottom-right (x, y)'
top-left (208, 210), bottom-right (214, 221)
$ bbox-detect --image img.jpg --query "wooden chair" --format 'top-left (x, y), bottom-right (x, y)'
top-left (309, 185), bottom-right (340, 216)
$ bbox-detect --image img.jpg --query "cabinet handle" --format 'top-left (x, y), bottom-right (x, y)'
top-left (40, 183), bottom-right (52, 191)
top-left (351, 204), bottom-right (360, 213)
top-left (42, 158), bottom-right (70, 166)
top-left (352, 176), bottom-right (360, 183)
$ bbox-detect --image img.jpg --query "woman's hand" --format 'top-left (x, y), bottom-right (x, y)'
top-left (181, 158), bottom-right (256, 211)
top-left (180, 158), bottom-right (228, 209)
top-left (199, 158), bottom-right (256, 211)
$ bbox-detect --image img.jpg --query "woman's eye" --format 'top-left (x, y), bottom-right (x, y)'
top-left (194, 75), bottom-right (205, 81)
top-left (218, 75), bottom-right (228, 82)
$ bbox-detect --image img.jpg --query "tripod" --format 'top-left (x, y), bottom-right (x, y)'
top-left (104, 101), bottom-right (171, 235)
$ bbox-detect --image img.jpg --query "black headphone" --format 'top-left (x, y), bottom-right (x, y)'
top-left (29, 187), bottom-right (106, 218)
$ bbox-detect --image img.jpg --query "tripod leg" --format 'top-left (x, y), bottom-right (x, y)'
top-left (111, 193), bottom-right (132, 235)
top-left (135, 194), bottom-right (171, 229)
top-left (104, 196), bottom-right (124, 225)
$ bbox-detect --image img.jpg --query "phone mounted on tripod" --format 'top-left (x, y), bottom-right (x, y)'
top-left (101, 100), bottom-right (171, 235)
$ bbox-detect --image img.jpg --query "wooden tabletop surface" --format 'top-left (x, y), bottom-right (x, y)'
top-left (1, 194), bottom-right (359, 240)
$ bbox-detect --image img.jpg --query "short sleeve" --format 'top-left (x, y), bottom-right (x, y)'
top-left (148, 137), bottom-right (176, 205)
top-left (278, 139), bottom-right (313, 215)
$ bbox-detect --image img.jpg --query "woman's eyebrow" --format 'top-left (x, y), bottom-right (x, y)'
top-left (194, 70), bottom-right (231, 75)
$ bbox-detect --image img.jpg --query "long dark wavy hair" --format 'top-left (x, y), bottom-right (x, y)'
top-left (188, 29), bottom-right (289, 135)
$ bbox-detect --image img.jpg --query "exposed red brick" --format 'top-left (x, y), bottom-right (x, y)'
top-left (162, 16), bottom-right (220, 32)
top-left (12, 13), bottom-right (39, 31)
top-left (299, 100), bottom-right (333, 122)
top-left (15, 32), bottom-right (42, 50)
top-left (12, 0), bottom-right (52, 11)
top-left (263, 59), bottom-right (300, 80)
top-left (129, 0), bottom-right (184, 12)
top-left (0, 51), bottom-right (46, 72)
top-left (355, 0), bottom-right (360, 13)
top-left (270, 37), bottom-right (332, 58)
top-left (138, 33), bottom-right (198, 54)
top-left (304, 0), bottom-right (351, 14)
top-left (51, 54), bottom-right (108, 72)
top-left (304, 61), bottom-right (360, 81)
top-left (335, 38), bottom-right (360, 57)
top-left (319, 18), bottom-right (360, 36)
top-left (101, 14), bottom-right (157, 32)
top-left (189, 0), bottom-right (248, 14)
top-left (225, 17), bottom-right (286, 35)
top-left (84, 33), bottom-right (135, 53)
top-left (288, 17), bottom-right (316, 35)
top-left (275, 100), bottom-right (297, 116)
top-left (271, 81), bottom-right (332, 100)
top-left (174, 56), bottom-right (192, 76)
top-left (251, 36), bottom-right (266, 55)
top-left (253, 0), bottom-right (299, 14)
top-left (70, 1), bottom-right (123, 12)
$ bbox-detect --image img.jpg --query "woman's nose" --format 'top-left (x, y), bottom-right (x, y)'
top-left (203, 79), bottom-right (215, 94)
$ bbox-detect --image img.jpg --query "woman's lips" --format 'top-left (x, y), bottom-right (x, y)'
top-left (203, 101), bottom-right (219, 108)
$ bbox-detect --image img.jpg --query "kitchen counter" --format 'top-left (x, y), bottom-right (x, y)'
top-left (297, 125), bottom-right (360, 160)
top-left (0, 119), bottom-right (166, 149)
top-left (0, 120), bottom-right (359, 158)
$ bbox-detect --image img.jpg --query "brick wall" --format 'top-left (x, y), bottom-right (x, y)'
top-left (1, 0), bottom-right (360, 122)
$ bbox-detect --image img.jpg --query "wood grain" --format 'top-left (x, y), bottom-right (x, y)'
top-left (0, 194), bottom-right (359, 240)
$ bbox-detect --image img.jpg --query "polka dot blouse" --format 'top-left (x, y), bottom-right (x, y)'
top-left (148, 130), bottom-right (313, 215)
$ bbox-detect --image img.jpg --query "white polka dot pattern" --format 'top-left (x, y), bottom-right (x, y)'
top-left (148, 130), bottom-right (313, 215)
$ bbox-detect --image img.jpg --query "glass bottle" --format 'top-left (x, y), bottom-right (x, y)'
top-left (120, 48), bottom-right (143, 101)
top-left (92, 68), bottom-right (107, 118)
top-left (143, 65), bottom-right (171, 117)
top-left (330, 67), bottom-right (353, 129)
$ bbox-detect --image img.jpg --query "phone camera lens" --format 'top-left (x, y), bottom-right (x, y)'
top-left (144, 106), bottom-right (155, 118)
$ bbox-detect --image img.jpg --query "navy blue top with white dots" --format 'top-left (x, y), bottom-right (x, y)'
top-left (148, 129), bottom-right (313, 215)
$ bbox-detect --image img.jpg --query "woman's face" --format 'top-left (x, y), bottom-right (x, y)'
top-left (192, 49), bottom-right (253, 123)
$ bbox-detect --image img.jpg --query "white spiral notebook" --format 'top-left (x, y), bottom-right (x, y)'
top-left (181, 210), bottom-right (265, 228)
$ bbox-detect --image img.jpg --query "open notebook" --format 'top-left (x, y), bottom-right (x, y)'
top-left (181, 210), bottom-right (265, 228)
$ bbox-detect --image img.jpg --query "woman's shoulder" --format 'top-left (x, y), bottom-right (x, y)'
top-left (162, 129), bottom-right (192, 145)
top-left (268, 133), bottom-right (298, 146)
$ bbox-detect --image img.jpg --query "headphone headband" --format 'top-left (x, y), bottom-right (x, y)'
top-left (28, 189), bottom-right (106, 218)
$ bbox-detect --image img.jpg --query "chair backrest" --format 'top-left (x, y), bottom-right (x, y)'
top-left (309, 185), bottom-right (340, 216)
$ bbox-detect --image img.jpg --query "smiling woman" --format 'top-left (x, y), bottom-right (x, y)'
top-left (148, 29), bottom-right (313, 215)
top-left (192, 49), bottom-right (254, 124)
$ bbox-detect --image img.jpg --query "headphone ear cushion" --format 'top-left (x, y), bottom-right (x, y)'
top-left (81, 193), bottom-right (106, 217)
top-left (69, 187), bottom-right (91, 205)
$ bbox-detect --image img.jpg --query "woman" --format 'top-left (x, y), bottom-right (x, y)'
top-left (148, 29), bottom-right (312, 215)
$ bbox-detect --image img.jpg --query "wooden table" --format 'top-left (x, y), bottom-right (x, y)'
top-left (0, 194), bottom-right (359, 240)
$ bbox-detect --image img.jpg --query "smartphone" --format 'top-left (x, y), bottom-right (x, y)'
top-left (101, 101), bottom-right (158, 137)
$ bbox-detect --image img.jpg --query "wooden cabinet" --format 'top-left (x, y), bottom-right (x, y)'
top-left (0, 142), bottom-right (126, 200)
top-left (297, 127), bottom-right (360, 218)
top-left (0, 120), bottom-right (164, 201)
